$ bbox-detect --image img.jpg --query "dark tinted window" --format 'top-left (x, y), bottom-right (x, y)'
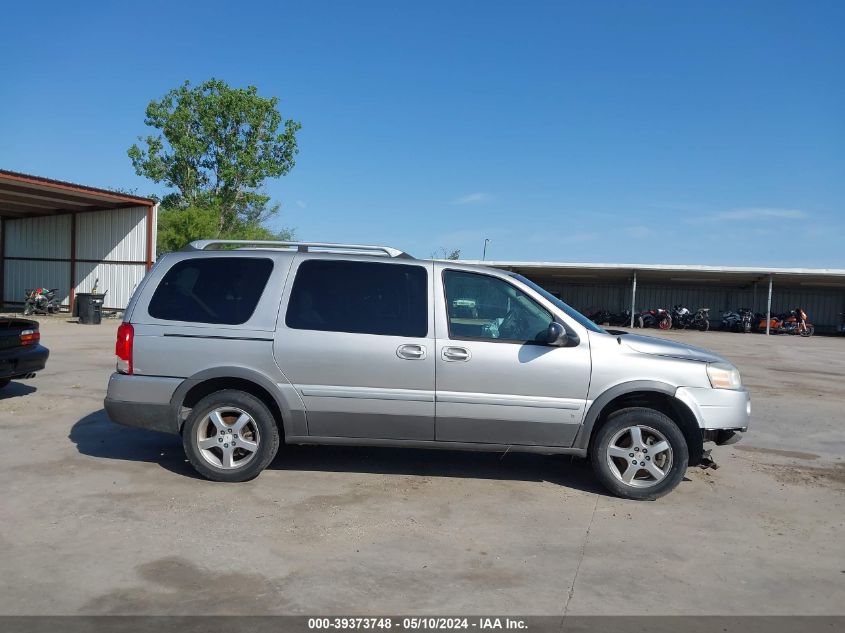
top-left (149, 257), bottom-right (273, 325)
top-left (286, 260), bottom-right (428, 337)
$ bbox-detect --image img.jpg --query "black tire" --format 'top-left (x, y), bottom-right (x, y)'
top-left (743, 321), bottom-right (751, 334)
top-left (699, 320), bottom-right (710, 332)
top-left (635, 315), bottom-right (644, 329)
top-left (0, 378), bottom-right (10, 390)
top-left (23, 305), bottom-right (33, 316)
top-left (182, 389), bottom-right (280, 482)
top-left (590, 407), bottom-right (689, 500)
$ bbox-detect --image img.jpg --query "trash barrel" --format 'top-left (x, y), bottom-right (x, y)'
top-left (76, 293), bottom-right (105, 325)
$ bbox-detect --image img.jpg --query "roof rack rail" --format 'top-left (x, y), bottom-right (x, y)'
top-left (184, 239), bottom-right (414, 259)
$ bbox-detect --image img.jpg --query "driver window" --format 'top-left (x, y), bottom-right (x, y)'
top-left (443, 270), bottom-right (552, 342)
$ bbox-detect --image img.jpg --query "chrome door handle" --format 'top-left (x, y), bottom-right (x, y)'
top-left (396, 344), bottom-right (427, 360)
top-left (442, 346), bottom-right (471, 362)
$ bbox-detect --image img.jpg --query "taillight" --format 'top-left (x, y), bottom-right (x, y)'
top-left (115, 322), bottom-right (134, 374)
top-left (20, 329), bottom-right (40, 346)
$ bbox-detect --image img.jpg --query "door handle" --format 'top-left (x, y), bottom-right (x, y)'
top-left (396, 344), bottom-right (427, 360)
top-left (442, 346), bottom-right (471, 362)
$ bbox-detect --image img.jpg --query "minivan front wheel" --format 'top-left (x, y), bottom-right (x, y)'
top-left (590, 407), bottom-right (688, 500)
top-left (182, 390), bottom-right (280, 482)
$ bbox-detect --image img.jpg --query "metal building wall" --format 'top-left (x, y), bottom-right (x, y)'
top-left (74, 206), bottom-right (151, 308)
top-left (4, 260), bottom-right (71, 305)
top-left (536, 282), bottom-right (629, 315)
top-left (3, 215), bottom-right (72, 305)
top-left (2, 205), bottom-right (156, 310)
top-left (768, 286), bottom-right (844, 330)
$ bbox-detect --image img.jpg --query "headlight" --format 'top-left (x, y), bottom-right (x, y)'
top-left (707, 362), bottom-right (742, 390)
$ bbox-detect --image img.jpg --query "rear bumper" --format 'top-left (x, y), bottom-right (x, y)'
top-left (104, 372), bottom-right (183, 435)
top-left (675, 386), bottom-right (750, 432)
top-left (0, 344), bottom-right (49, 378)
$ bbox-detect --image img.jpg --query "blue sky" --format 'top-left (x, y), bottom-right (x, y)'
top-left (2, 1), bottom-right (843, 266)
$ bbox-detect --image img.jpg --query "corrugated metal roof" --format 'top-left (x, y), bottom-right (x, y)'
top-left (465, 260), bottom-right (845, 277)
top-left (0, 169), bottom-right (156, 218)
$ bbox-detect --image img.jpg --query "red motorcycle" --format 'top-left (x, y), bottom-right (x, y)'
top-left (639, 308), bottom-right (673, 330)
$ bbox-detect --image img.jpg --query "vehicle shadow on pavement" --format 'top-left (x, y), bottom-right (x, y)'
top-left (0, 381), bottom-right (36, 399)
top-left (274, 444), bottom-right (610, 494)
top-left (70, 409), bottom-right (197, 477)
top-left (70, 409), bottom-right (610, 495)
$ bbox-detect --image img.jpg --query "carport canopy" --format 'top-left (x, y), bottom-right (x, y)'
top-left (0, 169), bottom-right (155, 218)
top-left (0, 169), bottom-right (157, 310)
top-left (464, 260), bottom-right (845, 333)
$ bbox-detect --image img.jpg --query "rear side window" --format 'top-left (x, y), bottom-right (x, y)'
top-left (148, 257), bottom-right (273, 325)
top-left (286, 260), bottom-right (428, 337)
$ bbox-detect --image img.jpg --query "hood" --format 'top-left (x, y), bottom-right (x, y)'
top-left (619, 333), bottom-right (725, 363)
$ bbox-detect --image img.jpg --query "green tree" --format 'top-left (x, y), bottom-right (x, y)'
top-left (431, 247), bottom-right (461, 260)
top-left (156, 204), bottom-right (294, 255)
top-left (128, 78), bottom-right (301, 243)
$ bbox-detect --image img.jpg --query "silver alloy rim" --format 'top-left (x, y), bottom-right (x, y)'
top-left (606, 424), bottom-right (673, 488)
top-left (195, 406), bottom-right (260, 470)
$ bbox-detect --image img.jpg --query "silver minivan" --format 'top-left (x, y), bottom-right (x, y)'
top-left (105, 240), bottom-right (750, 500)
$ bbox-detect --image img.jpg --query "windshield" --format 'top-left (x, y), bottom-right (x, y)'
top-left (508, 273), bottom-right (607, 334)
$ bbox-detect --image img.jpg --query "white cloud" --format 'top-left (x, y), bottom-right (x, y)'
top-left (295, 200), bottom-right (307, 209)
top-left (452, 192), bottom-right (492, 205)
top-left (689, 207), bottom-right (808, 223)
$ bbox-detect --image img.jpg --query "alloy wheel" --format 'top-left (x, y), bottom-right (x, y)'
top-left (605, 424), bottom-right (673, 488)
top-left (195, 406), bottom-right (261, 470)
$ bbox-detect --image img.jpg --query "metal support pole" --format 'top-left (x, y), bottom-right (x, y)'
top-left (765, 275), bottom-right (773, 335)
top-left (0, 218), bottom-right (5, 310)
top-left (69, 212), bottom-right (76, 314)
top-left (145, 205), bottom-right (154, 271)
top-left (630, 270), bottom-right (638, 328)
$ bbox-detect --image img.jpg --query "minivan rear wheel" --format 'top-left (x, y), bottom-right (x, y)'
top-left (590, 407), bottom-right (688, 500)
top-left (182, 389), bottom-right (280, 482)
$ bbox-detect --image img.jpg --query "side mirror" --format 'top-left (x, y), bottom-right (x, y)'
top-left (545, 322), bottom-right (568, 346)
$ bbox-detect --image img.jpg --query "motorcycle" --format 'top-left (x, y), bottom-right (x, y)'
top-left (757, 313), bottom-right (782, 333)
top-left (588, 309), bottom-right (636, 327)
top-left (640, 308), bottom-right (672, 330)
top-left (670, 305), bottom-right (691, 328)
top-left (738, 308), bottom-right (755, 333)
top-left (721, 308), bottom-right (754, 333)
top-left (757, 309), bottom-right (814, 336)
top-left (782, 308), bottom-right (814, 337)
top-left (671, 305), bottom-right (710, 331)
top-left (23, 288), bottom-right (60, 316)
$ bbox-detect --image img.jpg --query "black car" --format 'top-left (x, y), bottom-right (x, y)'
top-left (0, 318), bottom-right (49, 389)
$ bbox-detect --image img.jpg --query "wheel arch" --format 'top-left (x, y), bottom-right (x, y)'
top-left (575, 381), bottom-right (704, 466)
top-left (170, 367), bottom-right (300, 439)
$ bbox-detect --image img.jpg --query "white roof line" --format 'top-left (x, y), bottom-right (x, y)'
top-left (458, 261), bottom-right (845, 276)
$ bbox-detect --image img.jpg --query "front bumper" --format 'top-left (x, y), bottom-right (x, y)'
top-left (675, 386), bottom-right (750, 432)
top-left (0, 344), bottom-right (49, 378)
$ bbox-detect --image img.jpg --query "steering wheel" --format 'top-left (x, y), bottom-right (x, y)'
top-left (499, 308), bottom-right (528, 340)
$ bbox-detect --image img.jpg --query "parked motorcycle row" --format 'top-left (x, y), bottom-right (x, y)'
top-left (588, 306), bottom-right (704, 331)
top-left (588, 305), bottom-right (814, 336)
